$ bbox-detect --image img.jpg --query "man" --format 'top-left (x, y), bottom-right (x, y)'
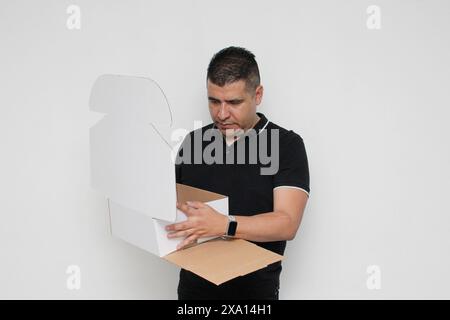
top-left (166, 46), bottom-right (310, 300)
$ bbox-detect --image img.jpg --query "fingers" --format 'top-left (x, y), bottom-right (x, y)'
top-left (166, 201), bottom-right (207, 248)
top-left (186, 201), bottom-right (205, 209)
top-left (176, 201), bottom-right (205, 213)
top-left (165, 221), bottom-right (186, 232)
top-left (167, 228), bottom-right (196, 239)
top-left (177, 202), bottom-right (195, 216)
top-left (177, 233), bottom-right (198, 250)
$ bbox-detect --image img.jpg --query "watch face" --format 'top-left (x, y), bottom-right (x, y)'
top-left (227, 220), bottom-right (238, 236)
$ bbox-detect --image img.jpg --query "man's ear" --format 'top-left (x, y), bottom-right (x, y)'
top-left (255, 85), bottom-right (264, 105)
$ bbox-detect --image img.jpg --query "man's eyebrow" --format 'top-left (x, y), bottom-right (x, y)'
top-left (208, 97), bottom-right (244, 103)
top-left (227, 99), bottom-right (244, 103)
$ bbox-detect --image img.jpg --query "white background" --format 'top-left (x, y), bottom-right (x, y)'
top-left (1, 0), bottom-right (449, 299)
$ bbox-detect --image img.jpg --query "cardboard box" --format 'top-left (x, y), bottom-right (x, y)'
top-left (107, 183), bottom-right (229, 257)
top-left (89, 74), bottom-right (283, 285)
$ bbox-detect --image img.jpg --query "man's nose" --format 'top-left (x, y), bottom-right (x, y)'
top-left (218, 103), bottom-right (230, 121)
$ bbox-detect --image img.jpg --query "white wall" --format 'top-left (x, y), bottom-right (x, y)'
top-left (1, 0), bottom-right (449, 299)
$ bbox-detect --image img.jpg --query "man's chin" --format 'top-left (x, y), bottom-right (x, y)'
top-left (221, 128), bottom-right (244, 138)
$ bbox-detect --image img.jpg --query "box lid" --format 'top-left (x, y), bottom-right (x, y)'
top-left (89, 74), bottom-right (176, 222)
top-left (164, 238), bottom-right (284, 286)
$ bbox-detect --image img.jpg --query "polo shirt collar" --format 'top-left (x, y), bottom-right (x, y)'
top-left (252, 112), bottom-right (270, 134)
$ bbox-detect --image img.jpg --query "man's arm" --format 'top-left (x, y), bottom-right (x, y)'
top-left (166, 187), bottom-right (309, 248)
top-left (234, 187), bottom-right (309, 242)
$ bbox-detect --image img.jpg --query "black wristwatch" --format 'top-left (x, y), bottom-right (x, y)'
top-left (225, 215), bottom-right (237, 237)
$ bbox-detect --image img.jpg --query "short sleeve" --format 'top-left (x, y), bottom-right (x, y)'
top-left (273, 133), bottom-right (310, 197)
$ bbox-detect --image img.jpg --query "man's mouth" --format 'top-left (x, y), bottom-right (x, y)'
top-left (217, 123), bottom-right (235, 129)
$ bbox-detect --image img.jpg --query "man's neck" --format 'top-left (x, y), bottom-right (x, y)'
top-left (248, 114), bottom-right (261, 132)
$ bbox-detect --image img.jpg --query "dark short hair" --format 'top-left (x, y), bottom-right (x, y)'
top-left (207, 46), bottom-right (260, 94)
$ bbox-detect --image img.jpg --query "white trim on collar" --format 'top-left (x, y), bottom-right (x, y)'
top-left (259, 119), bottom-right (270, 133)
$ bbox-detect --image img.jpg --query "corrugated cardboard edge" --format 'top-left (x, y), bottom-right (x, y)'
top-left (163, 238), bottom-right (283, 285)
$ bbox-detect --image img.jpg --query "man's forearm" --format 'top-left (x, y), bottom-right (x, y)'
top-left (229, 211), bottom-right (295, 242)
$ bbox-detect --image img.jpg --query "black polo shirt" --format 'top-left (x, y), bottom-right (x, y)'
top-left (175, 112), bottom-right (310, 299)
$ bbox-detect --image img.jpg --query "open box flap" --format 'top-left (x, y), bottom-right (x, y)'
top-left (89, 74), bottom-right (176, 222)
top-left (176, 183), bottom-right (226, 203)
top-left (89, 74), bottom-right (172, 126)
top-left (163, 238), bottom-right (283, 286)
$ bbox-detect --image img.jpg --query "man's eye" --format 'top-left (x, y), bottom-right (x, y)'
top-left (230, 101), bottom-right (242, 105)
top-left (210, 100), bottom-right (220, 105)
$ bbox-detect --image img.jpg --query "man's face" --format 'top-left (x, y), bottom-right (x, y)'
top-left (207, 79), bottom-right (263, 138)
